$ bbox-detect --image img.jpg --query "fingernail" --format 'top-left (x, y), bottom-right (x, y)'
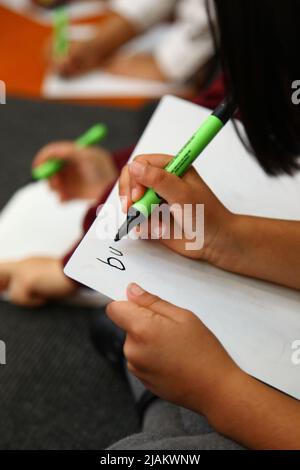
top-left (129, 161), bottom-right (145, 178)
top-left (128, 283), bottom-right (145, 296)
top-left (131, 188), bottom-right (140, 202)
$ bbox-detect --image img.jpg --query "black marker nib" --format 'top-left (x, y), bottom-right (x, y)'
top-left (114, 208), bottom-right (146, 242)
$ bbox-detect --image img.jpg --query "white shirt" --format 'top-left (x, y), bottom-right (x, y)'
top-left (109, 0), bottom-right (214, 82)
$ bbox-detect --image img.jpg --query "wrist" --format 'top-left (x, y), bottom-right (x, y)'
top-left (203, 366), bottom-right (249, 434)
top-left (203, 211), bottom-right (238, 266)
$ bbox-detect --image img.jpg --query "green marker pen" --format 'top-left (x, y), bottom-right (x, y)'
top-left (115, 97), bottom-right (237, 242)
top-left (53, 7), bottom-right (69, 59)
top-left (32, 123), bottom-right (108, 180)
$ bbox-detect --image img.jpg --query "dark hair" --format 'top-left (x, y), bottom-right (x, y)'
top-left (209, 0), bottom-right (300, 175)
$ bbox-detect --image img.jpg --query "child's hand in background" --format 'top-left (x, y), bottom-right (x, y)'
top-left (107, 283), bottom-right (240, 416)
top-left (49, 40), bottom-right (106, 78)
top-left (0, 258), bottom-right (76, 307)
top-left (119, 154), bottom-right (235, 266)
top-left (33, 142), bottom-right (117, 202)
top-left (47, 15), bottom-right (137, 78)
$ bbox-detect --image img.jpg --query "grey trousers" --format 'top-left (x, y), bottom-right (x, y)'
top-left (109, 399), bottom-right (243, 450)
top-left (109, 372), bottom-right (244, 450)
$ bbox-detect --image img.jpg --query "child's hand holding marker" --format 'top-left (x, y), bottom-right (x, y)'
top-left (119, 152), bottom-right (300, 290)
top-left (33, 143), bottom-right (117, 202)
top-left (49, 12), bottom-right (137, 78)
top-left (119, 153), bottom-right (232, 262)
top-left (32, 124), bottom-right (117, 202)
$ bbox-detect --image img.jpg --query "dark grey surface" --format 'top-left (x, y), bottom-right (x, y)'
top-left (0, 97), bottom-right (142, 208)
top-left (0, 97), bottom-right (142, 449)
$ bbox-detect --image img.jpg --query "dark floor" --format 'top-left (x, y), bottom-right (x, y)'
top-left (0, 97), bottom-right (154, 449)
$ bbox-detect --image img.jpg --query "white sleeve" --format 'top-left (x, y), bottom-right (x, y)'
top-left (109, 0), bottom-right (177, 31)
top-left (154, 0), bottom-right (214, 82)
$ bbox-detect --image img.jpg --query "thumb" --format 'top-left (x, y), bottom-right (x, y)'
top-left (0, 262), bottom-right (14, 292)
top-left (129, 160), bottom-right (189, 206)
top-left (126, 283), bottom-right (182, 321)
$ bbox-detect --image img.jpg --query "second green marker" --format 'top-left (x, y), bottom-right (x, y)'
top-left (32, 123), bottom-right (108, 180)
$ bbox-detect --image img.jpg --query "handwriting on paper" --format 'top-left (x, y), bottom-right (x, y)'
top-left (97, 246), bottom-right (126, 271)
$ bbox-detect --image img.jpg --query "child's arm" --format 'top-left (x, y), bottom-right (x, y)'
top-left (104, 0), bottom-right (214, 84)
top-left (108, 284), bottom-right (300, 450)
top-left (51, 0), bottom-right (176, 78)
top-left (209, 367), bottom-right (300, 450)
top-left (212, 215), bottom-right (300, 291)
top-left (119, 154), bottom-right (300, 290)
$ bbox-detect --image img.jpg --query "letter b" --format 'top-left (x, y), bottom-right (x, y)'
top-left (97, 257), bottom-right (125, 271)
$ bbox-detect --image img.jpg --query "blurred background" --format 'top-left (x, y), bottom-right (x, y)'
top-left (0, 0), bottom-right (217, 106)
top-left (0, 0), bottom-right (218, 450)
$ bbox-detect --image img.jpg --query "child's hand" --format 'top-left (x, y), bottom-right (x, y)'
top-left (33, 143), bottom-right (117, 202)
top-left (119, 154), bottom-right (235, 264)
top-left (49, 40), bottom-right (105, 78)
top-left (107, 283), bottom-right (240, 415)
top-left (0, 258), bottom-right (76, 307)
top-left (104, 53), bottom-right (167, 82)
top-left (47, 15), bottom-right (137, 78)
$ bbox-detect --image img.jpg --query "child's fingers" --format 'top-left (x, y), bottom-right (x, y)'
top-left (48, 174), bottom-right (69, 201)
top-left (119, 154), bottom-right (200, 214)
top-left (0, 263), bottom-right (14, 292)
top-left (32, 142), bottom-right (77, 167)
top-left (119, 155), bottom-right (173, 207)
top-left (57, 44), bottom-right (88, 78)
top-left (133, 154), bottom-right (202, 188)
top-left (106, 300), bottom-right (146, 334)
top-left (0, 263), bottom-right (45, 307)
top-left (126, 283), bottom-right (182, 321)
top-left (52, 44), bottom-right (80, 77)
top-left (128, 166), bottom-right (145, 204)
top-left (129, 160), bottom-right (188, 206)
top-left (119, 165), bottom-right (132, 212)
top-left (129, 155), bottom-right (174, 200)
top-left (134, 154), bottom-right (173, 168)
top-left (9, 282), bottom-right (45, 308)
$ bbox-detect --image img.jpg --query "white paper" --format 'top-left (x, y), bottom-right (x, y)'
top-left (0, 181), bottom-right (106, 306)
top-left (65, 95), bottom-right (300, 400)
top-left (42, 25), bottom-right (182, 99)
top-left (43, 71), bottom-right (180, 98)
top-left (0, 181), bottom-right (89, 260)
